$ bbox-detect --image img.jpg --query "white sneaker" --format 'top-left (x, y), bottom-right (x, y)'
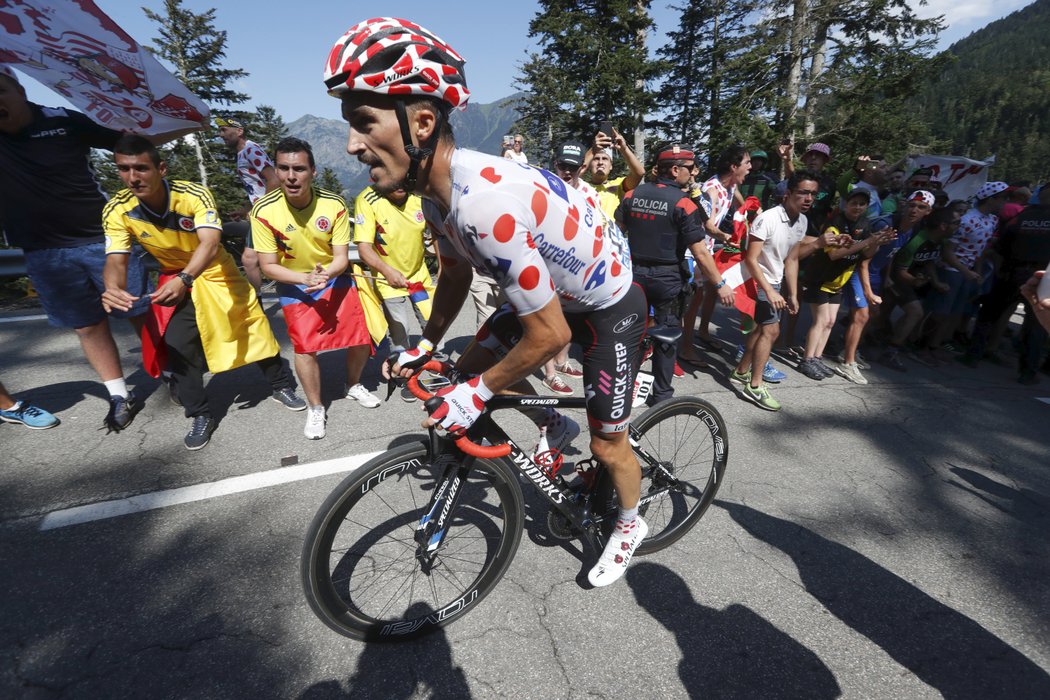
top-left (588, 517), bottom-right (648, 587)
top-left (304, 405), bottom-right (326, 440)
top-left (832, 361), bottom-right (868, 385)
top-left (346, 383), bottom-right (380, 409)
top-left (546, 414), bottom-right (580, 453)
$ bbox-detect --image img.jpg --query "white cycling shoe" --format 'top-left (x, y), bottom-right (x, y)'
top-left (587, 517), bottom-right (648, 588)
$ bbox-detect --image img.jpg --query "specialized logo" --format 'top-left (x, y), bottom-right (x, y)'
top-left (178, 216), bottom-right (194, 231)
top-left (520, 398), bottom-right (559, 405)
top-left (315, 216), bottom-right (331, 232)
top-left (613, 313), bottom-right (639, 334)
top-left (510, 448), bottom-right (564, 503)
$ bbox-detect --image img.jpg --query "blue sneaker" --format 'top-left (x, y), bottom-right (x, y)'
top-left (762, 363), bottom-right (787, 383)
top-left (737, 345), bottom-right (786, 383)
top-left (0, 400), bottom-right (59, 430)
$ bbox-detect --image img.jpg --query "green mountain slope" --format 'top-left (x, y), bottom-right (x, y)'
top-left (918, 0), bottom-right (1050, 182)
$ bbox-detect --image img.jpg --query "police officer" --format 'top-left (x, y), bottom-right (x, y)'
top-left (967, 184), bottom-right (1050, 383)
top-left (616, 146), bottom-right (735, 403)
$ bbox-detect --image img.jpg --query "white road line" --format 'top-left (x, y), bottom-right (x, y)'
top-left (1037, 398), bottom-right (1050, 405)
top-left (39, 450), bottom-right (382, 531)
top-left (0, 313), bottom-right (48, 323)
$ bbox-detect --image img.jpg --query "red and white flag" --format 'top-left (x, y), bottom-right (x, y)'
top-left (713, 196), bottom-right (762, 319)
top-left (0, 0), bottom-right (207, 136)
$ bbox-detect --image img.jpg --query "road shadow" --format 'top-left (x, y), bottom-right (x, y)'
top-left (946, 463), bottom-right (1050, 523)
top-left (626, 561), bottom-right (840, 698)
top-left (300, 604), bottom-right (471, 699)
top-left (721, 501), bottom-right (1050, 698)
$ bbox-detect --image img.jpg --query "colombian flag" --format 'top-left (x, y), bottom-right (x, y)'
top-left (277, 275), bottom-right (373, 355)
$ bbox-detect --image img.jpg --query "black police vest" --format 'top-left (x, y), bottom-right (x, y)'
top-left (622, 181), bottom-right (685, 265)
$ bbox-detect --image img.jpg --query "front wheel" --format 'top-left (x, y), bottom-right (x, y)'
top-left (301, 442), bottom-right (525, 641)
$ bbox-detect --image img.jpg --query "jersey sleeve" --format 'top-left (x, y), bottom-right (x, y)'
top-left (352, 190), bottom-right (378, 244)
top-left (330, 197), bottom-right (351, 247)
top-left (249, 202), bottom-right (279, 255)
top-left (102, 198), bottom-right (132, 254)
top-left (458, 191), bottom-right (555, 316)
top-left (190, 187), bottom-right (221, 231)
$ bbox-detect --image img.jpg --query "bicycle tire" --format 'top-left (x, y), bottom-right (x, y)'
top-left (301, 442), bottom-right (525, 642)
top-left (594, 396), bottom-right (728, 554)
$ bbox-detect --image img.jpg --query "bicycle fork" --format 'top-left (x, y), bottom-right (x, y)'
top-left (414, 449), bottom-right (474, 573)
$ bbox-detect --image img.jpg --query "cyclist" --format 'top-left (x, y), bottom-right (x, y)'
top-left (325, 17), bottom-right (649, 587)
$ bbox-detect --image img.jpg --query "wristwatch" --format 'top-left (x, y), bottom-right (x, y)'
top-left (177, 272), bottom-right (194, 288)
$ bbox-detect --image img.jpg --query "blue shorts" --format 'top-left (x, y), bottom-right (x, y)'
top-left (842, 271), bottom-right (868, 310)
top-left (930, 269), bottom-right (978, 315)
top-left (25, 243), bottom-right (151, 328)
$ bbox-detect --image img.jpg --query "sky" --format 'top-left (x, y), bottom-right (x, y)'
top-left (15, 0), bottom-right (1036, 123)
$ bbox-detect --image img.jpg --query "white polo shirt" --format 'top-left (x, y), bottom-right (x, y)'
top-left (749, 204), bottom-right (808, 284)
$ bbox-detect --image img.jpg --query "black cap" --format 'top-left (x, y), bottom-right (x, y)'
top-left (556, 141), bottom-right (585, 167)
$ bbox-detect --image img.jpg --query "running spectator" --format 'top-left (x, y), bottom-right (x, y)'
top-left (0, 379), bottom-right (58, 429)
top-left (216, 116), bottom-right (279, 293)
top-left (878, 206), bottom-right (958, 371)
top-left (253, 137), bottom-right (380, 438)
top-left (102, 135), bottom-right (304, 451)
top-left (682, 145), bottom-right (751, 358)
top-left (354, 179), bottom-right (437, 403)
top-left (504, 134), bottom-right (528, 164)
top-left (731, 171), bottom-right (824, 411)
top-left (617, 146), bottom-right (734, 404)
top-left (0, 65), bottom-right (150, 432)
top-left (583, 125), bottom-right (645, 221)
top-left (963, 184), bottom-right (1050, 382)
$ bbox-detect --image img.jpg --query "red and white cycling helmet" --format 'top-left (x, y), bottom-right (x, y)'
top-left (323, 17), bottom-right (470, 110)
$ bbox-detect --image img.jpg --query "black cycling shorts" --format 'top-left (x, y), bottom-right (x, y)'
top-left (475, 283), bottom-right (647, 434)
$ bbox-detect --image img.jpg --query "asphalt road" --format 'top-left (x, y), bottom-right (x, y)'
top-left (2, 298), bottom-right (1049, 698)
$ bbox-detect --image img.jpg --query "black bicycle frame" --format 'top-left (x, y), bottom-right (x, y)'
top-left (413, 394), bottom-right (680, 561)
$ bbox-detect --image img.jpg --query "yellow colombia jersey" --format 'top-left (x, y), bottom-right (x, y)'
top-left (103, 179), bottom-right (279, 373)
top-left (352, 186), bottom-right (432, 300)
top-left (249, 187), bottom-right (350, 274)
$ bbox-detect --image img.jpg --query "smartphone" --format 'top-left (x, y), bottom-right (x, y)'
top-left (598, 121), bottom-right (614, 139)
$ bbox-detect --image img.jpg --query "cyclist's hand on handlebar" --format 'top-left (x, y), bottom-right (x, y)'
top-left (423, 375), bottom-right (494, 434)
top-left (382, 338), bottom-right (435, 380)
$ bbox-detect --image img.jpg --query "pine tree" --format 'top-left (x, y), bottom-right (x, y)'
top-left (318, 167), bottom-right (344, 197)
top-left (253, 105), bottom-right (288, 156)
top-left (514, 0), bottom-right (662, 165)
top-left (142, 0), bottom-right (248, 198)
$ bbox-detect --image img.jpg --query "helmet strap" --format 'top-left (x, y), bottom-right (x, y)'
top-left (394, 100), bottom-right (436, 191)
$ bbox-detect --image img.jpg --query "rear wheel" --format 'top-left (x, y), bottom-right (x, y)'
top-left (301, 442), bottom-right (524, 641)
top-left (594, 397), bottom-right (728, 554)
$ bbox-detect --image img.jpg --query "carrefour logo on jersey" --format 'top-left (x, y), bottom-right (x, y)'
top-left (532, 233), bottom-right (586, 276)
